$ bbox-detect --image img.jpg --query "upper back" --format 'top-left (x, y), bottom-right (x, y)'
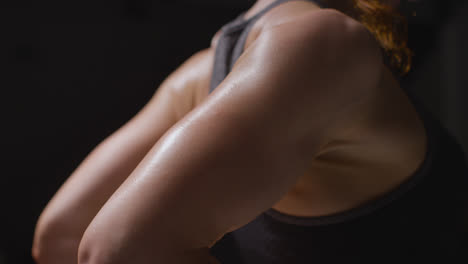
top-left (169, 0), bottom-right (433, 219)
top-left (197, 0), bottom-right (431, 218)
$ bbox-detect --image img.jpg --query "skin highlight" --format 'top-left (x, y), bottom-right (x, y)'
top-left (33, 1), bottom-right (425, 264)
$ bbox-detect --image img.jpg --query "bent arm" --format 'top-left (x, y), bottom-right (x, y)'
top-left (77, 10), bottom-right (382, 264)
top-left (32, 48), bottom-right (214, 264)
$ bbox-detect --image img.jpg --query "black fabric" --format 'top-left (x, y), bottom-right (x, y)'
top-left (209, 0), bottom-right (323, 93)
top-left (209, 0), bottom-right (468, 263)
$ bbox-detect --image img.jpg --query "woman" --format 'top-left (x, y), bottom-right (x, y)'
top-left (33, 0), bottom-right (468, 263)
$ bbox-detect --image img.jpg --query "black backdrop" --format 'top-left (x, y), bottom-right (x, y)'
top-left (1, 0), bottom-right (467, 263)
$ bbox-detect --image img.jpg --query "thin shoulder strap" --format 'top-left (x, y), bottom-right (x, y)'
top-left (228, 0), bottom-right (325, 67)
top-left (210, 0), bottom-right (325, 93)
top-left (243, 0), bottom-right (325, 22)
top-left (221, 0), bottom-right (324, 34)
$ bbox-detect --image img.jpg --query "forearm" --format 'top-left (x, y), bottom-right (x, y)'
top-left (32, 231), bottom-right (81, 264)
top-left (42, 135), bottom-right (151, 221)
top-left (33, 134), bottom-right (154, 263)
top-left (34, 48), bottom-right (208, 263)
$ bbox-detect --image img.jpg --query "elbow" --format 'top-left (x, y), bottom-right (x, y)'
top-left (77, 232), bottom-right (145, 264)
top-left (77, 241), bottom-right (126, 264)
top-left (77, 236), bottom-right (97, 264)
top-left (77, 231), bottom-right (118, 264)
top-left (77, 228), bottom-right (172, 264)
top-left (32, 215), bottom-right (82, 264)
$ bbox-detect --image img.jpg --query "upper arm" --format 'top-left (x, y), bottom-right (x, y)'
top-left (258, 8), bottom-right (383, 140)
top-left (33, 48), bottom-right (213, 259)
top-left (78, 10), bottom-right (383, 263)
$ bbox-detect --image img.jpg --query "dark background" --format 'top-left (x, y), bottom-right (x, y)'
top-left (1, 0), bottom-right (467, 263)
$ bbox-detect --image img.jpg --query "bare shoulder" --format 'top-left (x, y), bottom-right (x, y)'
top-left (249, 8), bottom-right (384, 130)
top-left (262, 8), bottom-right (383, 76)
top-left (161, 47), bottom-right (215, 118)
top-left (163, 48), bottom-right (214, 96)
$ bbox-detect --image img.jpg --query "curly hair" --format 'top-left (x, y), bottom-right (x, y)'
top-left (324, 0), bottom-right (413, 76)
